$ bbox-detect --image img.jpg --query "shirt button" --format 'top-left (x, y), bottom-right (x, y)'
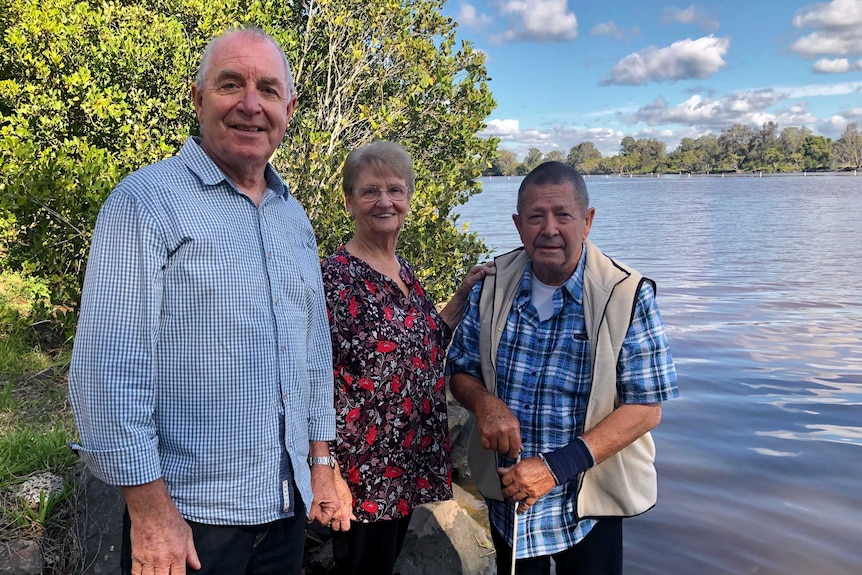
top-left (281, 344), bottom-right (287, 350)
top-left (274, 298), bottom-right (280, 305)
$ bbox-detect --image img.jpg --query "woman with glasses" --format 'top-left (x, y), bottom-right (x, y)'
top-left (320, 140), bottom-right (494, 575)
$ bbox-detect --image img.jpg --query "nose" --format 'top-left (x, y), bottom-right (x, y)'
top-left (540, 217), bottom-right (560, 236)
top-left (236, 88), bottom-right (261, 114)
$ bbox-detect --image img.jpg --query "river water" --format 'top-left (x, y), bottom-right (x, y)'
top-left (454, 173), bottom-right (862, 575)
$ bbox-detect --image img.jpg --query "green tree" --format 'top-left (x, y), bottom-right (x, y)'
top-left (0, 0), bottom-right (496, 312)
top-left (801, 135), bottom-right (833, 170)
top-left (718, 124), bottom-right (754, 172)
top-left (544, 150), bottom-right (565, 163)
top-left (522, 148), bottom-right (544, 173)
top-left (834, 123), bottom-right (862, 170)
top-left (487, 149), bottom-right (519, 176)
top-left (750, 121), bottom-right (780, 171)
top-left (566, 141), bottom-right (602, 172)
top-left (779, 126), bottom-right (811, 171)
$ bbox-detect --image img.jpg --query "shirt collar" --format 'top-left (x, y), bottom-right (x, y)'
top-left (180, 137), bottom-right (290, 198)
top-left (516, 243), bottom-right (587, 305)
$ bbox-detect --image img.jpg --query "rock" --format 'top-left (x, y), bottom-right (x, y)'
top-left (72, 464), bottom-right (496, 575)
top-left (16, 473), bottom-right (63, 509)
top-left (74, 463), bottom-right (124, 575)
top-left (450, 415), bottom-right (475, 481)
top-left (446, 404), bottom-right (471, 446)
top-left (0, 539), bottom-right (43, 575)
top-left (395, 493), bottom-right (495, 575)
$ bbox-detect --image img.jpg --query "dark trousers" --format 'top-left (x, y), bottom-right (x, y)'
top-left (330, 513), bottom-right (413, 575)
top-left (121, 494), bottom-right (306, 575)
top-left (491, 518), bottom-right (623, 575)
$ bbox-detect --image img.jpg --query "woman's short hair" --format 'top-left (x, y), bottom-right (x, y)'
top-left (342, 140), bottom-right (415, 198)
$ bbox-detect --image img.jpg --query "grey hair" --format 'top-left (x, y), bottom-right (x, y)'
top-left (517, 161), bottom-right (589, 214)
top-left (195, 26), bottom-right (294, 98)
top-left (342, 140), bottom-right (416, 198)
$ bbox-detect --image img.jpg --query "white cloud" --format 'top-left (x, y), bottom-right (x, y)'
top-left (456, 3), bottom-right (492, 28)
top-left (591, 21), bottom-right (625, 40)
top-left (630, 90), bottom-right (819, 131)
top-left (775, 80), bottom-right (862, 98)
top-left (812, 57), bottom-right (862, 73)
top-left (484, 118), bottom-right (521, 135)
top-left (600, 35), bottom-right (729, 86)
top-left (492, 0), bottom-right (578, 44)
top-left (661, 5), bottom-right (720, 31)
top-left (481, 120), bottom-right (624, 157)
top-left (791, 0), bottom-right (862, 59)
top-left (813, 58), bottom-right (852, 73)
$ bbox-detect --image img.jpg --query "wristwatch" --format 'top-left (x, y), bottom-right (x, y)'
top-left (308, 455), bottom-right (336, 468)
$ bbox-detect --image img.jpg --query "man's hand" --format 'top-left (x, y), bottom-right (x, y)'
top-left (475, 393), bottom-right (522, 458)
top-left (499, 457), bottom-right (556, 513)
top-left (307, 465), bottom-right (340, 526)
top-left (121, 479), bottom-right (200, 575)
top-left (330, 466), bottom-right (356, 532)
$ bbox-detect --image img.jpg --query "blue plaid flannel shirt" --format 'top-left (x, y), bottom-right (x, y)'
top-left (446, 247), bottom-right (678, 558)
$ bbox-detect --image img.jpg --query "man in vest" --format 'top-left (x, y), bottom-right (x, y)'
top-left (446, 161), bottom-right (679, 574)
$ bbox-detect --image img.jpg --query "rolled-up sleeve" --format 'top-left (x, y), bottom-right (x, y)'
top-left (69, 190), bottom-right (164, 486)
top-left (444, 280), bottom-right (484, 379)
top-left (306, 260), bottom-right (336, 443)
top-left (617, 281), bottom-right (679, 404)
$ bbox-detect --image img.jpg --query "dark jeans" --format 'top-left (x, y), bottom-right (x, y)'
top-left (491, 517), bottom-right (623, 575)
top-left (330, 512), bottom-right (413, 575)
top-left (121, 492), bottom-right (306, 575)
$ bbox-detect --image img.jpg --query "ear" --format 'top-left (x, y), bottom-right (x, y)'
top-left (285, 94), bottom-right (298, 123)
top-left (191, 83), bottom-right (203, 121)
top-left (512, 213), bottom-right (522, 235)
top-left (344, 190), bottom-right (354, 220)
top-left (583, 207), bottom-right (595, 240)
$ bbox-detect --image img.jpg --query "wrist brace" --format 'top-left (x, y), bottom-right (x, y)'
top-left (541, 436), bottom-right (596, 485)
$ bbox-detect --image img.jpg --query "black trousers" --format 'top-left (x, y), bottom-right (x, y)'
top-left (330, 513), bottom-right (413, 575)
top-left (491, 517), bottom-right (623, 575)
top-left (121, 491), bottom-right (306, 575)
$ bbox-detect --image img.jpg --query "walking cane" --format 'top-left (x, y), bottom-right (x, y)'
top-left (510, 452), bottom-right (522, 575)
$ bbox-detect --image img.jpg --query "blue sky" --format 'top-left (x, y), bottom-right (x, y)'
top-left (441, 0), bottom-right (862, 158)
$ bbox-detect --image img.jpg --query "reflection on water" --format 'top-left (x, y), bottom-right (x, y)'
top-left (455, 174), bottom-right (862, 574)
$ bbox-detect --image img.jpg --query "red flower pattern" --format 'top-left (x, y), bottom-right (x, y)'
top-left (376, 340), bottom-right (396, 353)
top-left (322, 247), bottom-right (454, 522)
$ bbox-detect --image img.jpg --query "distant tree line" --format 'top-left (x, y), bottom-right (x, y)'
top-left (486, 122), bottom-right (862, 176)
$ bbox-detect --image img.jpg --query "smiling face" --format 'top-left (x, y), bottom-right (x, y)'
top-left (513, 181), bottom-right (595, 286)
top-left (345, 168), bottom-right (411, 243)
top-left (191, 32), bottom-right (296, 183)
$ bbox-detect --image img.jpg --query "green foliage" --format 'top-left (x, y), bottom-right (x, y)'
top-left (282, 0), bottom-right (496, 299)
top-left (0, 0), bottom-right (497, 315)
top-left (0, 270), bottom-right (51, 332)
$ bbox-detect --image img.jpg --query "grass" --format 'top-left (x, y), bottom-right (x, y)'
top-left (0, 328), bottom-right (80, 573)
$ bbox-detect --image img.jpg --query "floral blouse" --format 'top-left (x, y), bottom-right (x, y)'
top-left (321, 247), bottom-right (453, 522)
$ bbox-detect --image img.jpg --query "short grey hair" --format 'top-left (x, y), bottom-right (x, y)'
top-left (195, 26), bottom-right (294, 98)
top-left (517, 161), bottom-right (589, 214)
top-left (342, 140), bottom-right (416, 198)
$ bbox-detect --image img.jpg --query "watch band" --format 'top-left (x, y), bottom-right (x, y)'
top-left (308, 455), bottom-right (336, 468)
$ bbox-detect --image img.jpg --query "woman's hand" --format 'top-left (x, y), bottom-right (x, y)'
top-left (439, 261), bottom-right (496, 328)
top-left (330, 465), bottom-right (357, 532)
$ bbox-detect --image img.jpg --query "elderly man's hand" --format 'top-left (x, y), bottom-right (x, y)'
top-left (499, 457), bottom-right (557, 513)
top-left (475, 394), bottom-right (522, 459)
top-left (308, 466), bottom-right (340, 527)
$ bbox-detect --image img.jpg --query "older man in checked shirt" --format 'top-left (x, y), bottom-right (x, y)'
top-left (69, 27), bottom-right (341, 575)
top-left (446, 161), bottom-right (679, 575)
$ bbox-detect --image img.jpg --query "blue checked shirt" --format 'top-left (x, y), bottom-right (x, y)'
top-left (446, 247), bottom-right (678, 558)
top-left (69, 138), bottom-right (335, 525)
